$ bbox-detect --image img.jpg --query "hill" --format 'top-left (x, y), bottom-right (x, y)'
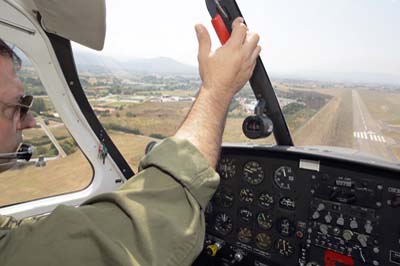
top-left (73, 51), bottom-right (197, 75)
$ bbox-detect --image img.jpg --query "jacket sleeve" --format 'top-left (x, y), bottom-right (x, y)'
top-left (0, 137), bottom-right (220, 266)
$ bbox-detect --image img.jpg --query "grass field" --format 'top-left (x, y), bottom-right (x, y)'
top-left (359, 89), bottom-right (400, 160)
top-left (359, 90), bottom-right (400, 125)
top-left (0, 151), bottom-right (92, 206)
top-left (99, 102), bottom-right (192, 137)
top-left (0, 133), bottom-right (154, 206)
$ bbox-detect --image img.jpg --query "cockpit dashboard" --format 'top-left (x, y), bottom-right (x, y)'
top-left (194, 145), bottom-right (400, 266)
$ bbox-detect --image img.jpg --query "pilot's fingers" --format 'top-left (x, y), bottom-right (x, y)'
top-left (243, 32), bottom-right (260, 58)
top-left (195, 24), bottom-right (212, 60)
top-left (250, 45), bottom-right (262, 64)
top-left (227, 17), bottom-right (247, 47)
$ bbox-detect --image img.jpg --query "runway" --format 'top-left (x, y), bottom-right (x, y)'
top-left (352, 90), bottom-right (395, 161)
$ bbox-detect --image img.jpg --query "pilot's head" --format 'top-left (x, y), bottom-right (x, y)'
top-left (0, 38), bottom-right (36, 172)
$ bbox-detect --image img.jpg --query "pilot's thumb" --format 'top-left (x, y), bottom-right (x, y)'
top-left (195, 24), bottom-right (211, 59)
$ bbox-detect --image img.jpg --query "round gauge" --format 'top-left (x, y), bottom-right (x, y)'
top-left (279, 197), bottom-right (296, 210)
top-left (258, 192), bottom-right (274, 209)
top-left (257, 212), bottom-right (273, 230)
top-left (274, 166), bottom-right (295, 191)
top-left (237, 227), bottom-right (252, 243)
top-left (275, 238), bottom-right (295, 257)
top-left (205, 202), bottom-right (213, 215)
top-left (243, 161), bottom-right (264, 185)
top-left (277, 217), bottom-right (295, 237)
top-left (214, 213), bottom-right (233, 235)
top-left (218, 157), bottom-right (236, 179)
top-left (238, 208), bottom-right (253, 223)
top-left (239, 188), bottom-right (254, 204)
top-left (255, 233), bottom-right (273, 251)
top-left (214, 188), bottom-right (235, 208)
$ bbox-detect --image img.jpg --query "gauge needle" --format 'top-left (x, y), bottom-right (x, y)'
top-left (244, 168), bottom-right (252, 173)
top-left (282, 168), bottom-right (287, 177)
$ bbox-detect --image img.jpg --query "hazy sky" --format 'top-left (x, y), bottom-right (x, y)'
top-left (74, 0), bottom-right (400, 78)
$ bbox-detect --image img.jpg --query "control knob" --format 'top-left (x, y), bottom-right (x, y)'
top-left (319, 224), bottom-right (329, 235)
top-left (232, 251), bottom-right (244, 264)
top-left (312, 211), bottom-right (320, 220)
top-left (206, 242), bottom-right (223, 256)
top-left (364, 220), bottom-right (373, 234)
top-left (357, 234), bottom-right (368, 248)
top-left (317, 203), bottom-right (325, 211)
top-left (342, 230), bottom-right (353, 241)
top-left (350, 219), bottom-right (358, 229)
top-left (324, 212), bottom-right (332, 224)
top-left (336, 215), bottom-right (345, 226)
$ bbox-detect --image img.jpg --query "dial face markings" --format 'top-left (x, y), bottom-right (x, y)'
top-left (218, 157), bottom-right (236, 179)
top-left (257, 212), bottom-right (273, 230)
top-left (255, 233), bottom-right (273, 251)
top-left (274, 166), bottom-right (296, 191)
top-left (237, 227), bottom-right (252, 243)
top-left (258, 192), bottom-right (274, 209)
top-left (215, 213), bottom-right (233, 235)
top-left (279, 197), bottom-right (296, 210)
top-left (214, 188), bottom-right (235, 208)
top-left (239, 188), bottom-right (254, 204)
top-left (243, 161), bottom-right (265, 185)
top-left (275, 238), bottom-right (295, 257)
top-left (238, 208), bottom-right (253, 223)
top-left (277, 217), bottom-right (295, 237)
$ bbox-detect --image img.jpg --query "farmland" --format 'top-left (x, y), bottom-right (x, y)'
top-left (1, 68), bottom-right (399, 206)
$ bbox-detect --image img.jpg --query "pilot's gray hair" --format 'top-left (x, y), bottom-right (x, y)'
top-left (0, 38), bottom-right (21, 71)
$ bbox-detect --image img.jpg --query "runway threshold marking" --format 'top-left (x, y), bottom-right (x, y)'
top-left (353, 131), bottom-right (386, 143)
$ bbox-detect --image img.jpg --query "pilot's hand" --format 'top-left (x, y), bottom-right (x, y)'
top-left (195, 17), bottom-right (261, 99)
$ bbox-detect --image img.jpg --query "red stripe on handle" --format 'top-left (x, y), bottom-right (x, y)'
top-left (211, 14), bottom-right (230, 45)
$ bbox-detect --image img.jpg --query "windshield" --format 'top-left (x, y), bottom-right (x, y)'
top-left (73, 0), bottom-right (400, 167)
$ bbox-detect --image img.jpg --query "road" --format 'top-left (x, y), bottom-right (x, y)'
top-left (352, 90), bottom-right (395, 161)
top-left (36, 117), bottom-right (67, 158)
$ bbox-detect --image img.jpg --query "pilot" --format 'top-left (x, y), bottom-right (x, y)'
top-left (0, 17), bottom-right (260, 265)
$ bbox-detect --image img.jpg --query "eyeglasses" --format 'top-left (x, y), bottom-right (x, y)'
top-left (0, 95), bottom-right (34, 120)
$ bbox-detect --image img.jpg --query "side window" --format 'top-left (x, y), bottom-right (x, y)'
top-left (0, 46), bottom-right (93, 207)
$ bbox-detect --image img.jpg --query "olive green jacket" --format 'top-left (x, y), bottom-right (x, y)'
top-left (0, 137), bottom-right (220, 266)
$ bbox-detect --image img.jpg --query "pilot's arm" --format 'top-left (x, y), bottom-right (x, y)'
top-left (0, 18), bottom-right (261, 266)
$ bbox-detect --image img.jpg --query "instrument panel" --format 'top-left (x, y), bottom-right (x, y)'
top-left (193, 145), bottom-right (400, 266)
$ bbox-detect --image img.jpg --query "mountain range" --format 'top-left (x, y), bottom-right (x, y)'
top-left (17, 48), bottom-right (399, 86)
top-left (73, 51), bottom-right (197, 75)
